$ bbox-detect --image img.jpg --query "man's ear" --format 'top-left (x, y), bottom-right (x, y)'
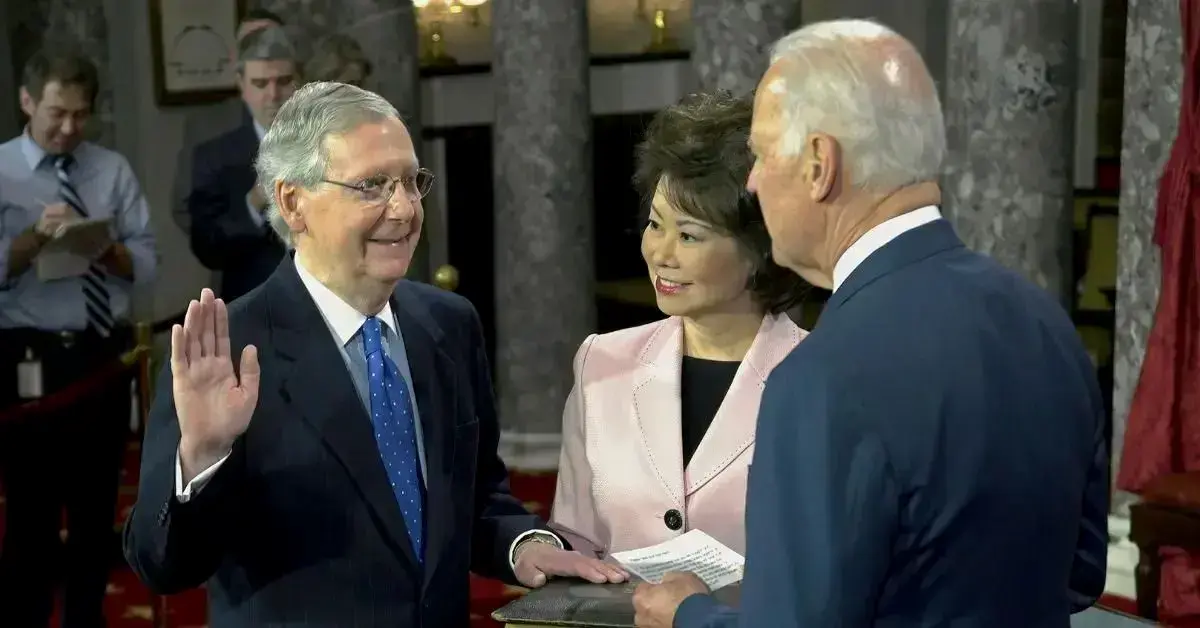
top-left (18, 86), bottom-right (36, 118)
top-left (275, 180), bottom-right (306, 235)
top-left (805, 133), bottom-right (840, 202)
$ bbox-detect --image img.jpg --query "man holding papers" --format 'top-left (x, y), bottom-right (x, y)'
top-left (0, 49), bottom-right (157, 627)
top-left (633, 19), bottom-right (1107, 628)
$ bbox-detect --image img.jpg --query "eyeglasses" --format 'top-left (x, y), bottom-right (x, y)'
top-left (322, 168), bottom-right (435, 205)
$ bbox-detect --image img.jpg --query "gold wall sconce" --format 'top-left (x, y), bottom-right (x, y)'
top-left (635, 0), bottom-right (682, 54)
top-left (413, 0), bottom-right (488, 66)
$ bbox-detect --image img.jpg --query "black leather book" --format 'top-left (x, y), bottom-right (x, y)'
top-left (491, 578), bottom-right (741, 627)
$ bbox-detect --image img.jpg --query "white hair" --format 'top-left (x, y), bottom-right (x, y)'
top-left (767, 19), bottom-right (945, 191)
top-left (255, 81), bottom-right (399, 245)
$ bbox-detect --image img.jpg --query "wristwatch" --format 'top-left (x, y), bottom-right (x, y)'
top-left (514, 532), bottom-right (562, 560)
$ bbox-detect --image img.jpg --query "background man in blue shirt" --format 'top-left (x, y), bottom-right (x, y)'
top-left (0, 47), bottom-right (157, 627)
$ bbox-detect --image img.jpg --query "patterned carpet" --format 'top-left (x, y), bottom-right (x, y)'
top-left (0, 438), bottom-right (554, 627)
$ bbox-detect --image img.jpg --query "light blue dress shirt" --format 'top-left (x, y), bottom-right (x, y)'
top-left (0, 131), bottom-right (157, 330)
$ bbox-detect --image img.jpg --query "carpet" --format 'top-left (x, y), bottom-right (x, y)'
top-left (0, 438), bottom-right (555, 628)
top-left (5, 440), bottom-right (1190, 627)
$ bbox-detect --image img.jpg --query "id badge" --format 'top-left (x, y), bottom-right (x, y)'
top-left (17, 348), bottom-right (43, 399)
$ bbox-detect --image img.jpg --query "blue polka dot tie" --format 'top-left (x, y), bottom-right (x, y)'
top-left (361, 316), bottom-right (425, 561)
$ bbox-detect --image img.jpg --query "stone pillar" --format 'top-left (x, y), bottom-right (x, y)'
top-left (9, 0), bottom-right (114, 148)
top-left (942, 0), bottom-right (1078, 305)
top-left (492, 0), bottom-right (593, 467)
top-left (690, 0), bottom-right (801, 96)
top-left (0, 1), bottom-right (19, 136)
top-left (1112, 0), bottom-right (1182, 509)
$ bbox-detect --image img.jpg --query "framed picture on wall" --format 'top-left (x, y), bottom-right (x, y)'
top-left (148, 0), bottom-right (247, 106)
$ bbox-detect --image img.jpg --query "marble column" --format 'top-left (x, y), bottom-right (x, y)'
top-left (9, 0), bottom-right (114, 148)
top-left (492, 0), bottom-right (593, 467)
top-left (1112, 0), bottom-right (1182, 510)
top-left (942, 0), bottom-right (1078, 305)
top-left (0, 1), bottom-right (19, 137)
top-left (690, 0), bottom-right (801, 96)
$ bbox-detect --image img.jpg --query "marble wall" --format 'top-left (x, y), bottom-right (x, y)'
top-left (941, 0), bottom-right (1078, 305)
top-left (690, 0), bottom-right (801, 95)
top-left (1112, 0), bottom-right (1181, 508)
top-left (491, 0), bottom-right (594, 461)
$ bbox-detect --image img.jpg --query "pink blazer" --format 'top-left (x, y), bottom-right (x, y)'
top-left (549, 313), bottom-right (807, 557)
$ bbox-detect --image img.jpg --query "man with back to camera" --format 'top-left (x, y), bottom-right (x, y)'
top-left (186, 25), bottom-right (297, 303)
top-left (124, 81), bottom-right (627, 626)
top-left (632, 19), bottom-right (1108, 628)
top-left (171, 7), bottom-right (285, 236)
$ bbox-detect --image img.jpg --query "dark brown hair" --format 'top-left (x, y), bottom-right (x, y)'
top-left (634, 90), bottom-right (808, 314)
top-left (21, 48), bottom-right (99, 104)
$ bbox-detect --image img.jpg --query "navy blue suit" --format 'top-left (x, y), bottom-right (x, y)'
top-left (676, 220), bottom-right (1108, 627)
top-left (123, 255), bottom-right (548, 626)
top-left (187, 117), bottom-right (285, 302)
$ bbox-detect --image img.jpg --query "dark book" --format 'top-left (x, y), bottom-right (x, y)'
top-left (492, 578), bottom-right (740, 627)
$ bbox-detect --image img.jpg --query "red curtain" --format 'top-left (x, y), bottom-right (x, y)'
top-left (1117, 0), bottom-right (1200, 618)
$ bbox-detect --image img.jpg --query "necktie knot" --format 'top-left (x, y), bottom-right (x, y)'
top-left (362, 316), bottom-right (384, 357)
top-left (54, 153), bottom-right (75, 173)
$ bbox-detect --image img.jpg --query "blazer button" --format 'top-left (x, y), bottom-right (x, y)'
top-left (664, 509), bottom-right (683, 531)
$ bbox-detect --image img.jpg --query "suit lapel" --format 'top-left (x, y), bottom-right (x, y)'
top-left (684, 314), bottom-right (806, 495)
top-left (266, 257), bottom-right (421, 571)
top-left (388, 286), bottom-right (459, 593)
top-left (632, 319), bottom-right (686, 509)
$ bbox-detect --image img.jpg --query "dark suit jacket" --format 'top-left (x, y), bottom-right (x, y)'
top-left (187, 117), bottom-right (285, 303)
top-left (123, 255), bottom-right (548, 627)
top-left (676, 220), bottom-right (1109, 628)
top-left (172, 98), bottom-right (249, 235)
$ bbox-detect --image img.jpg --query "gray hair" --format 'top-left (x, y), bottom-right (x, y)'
top-left (255, 81), bottom-right (400, 245)
top-left (237, 25), bottom-right (297, 73)
top-left (767, 19), bottom-right (945, 191)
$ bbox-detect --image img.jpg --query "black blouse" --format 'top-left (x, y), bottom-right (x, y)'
top-left (680, 356), bottom-right (741, 465)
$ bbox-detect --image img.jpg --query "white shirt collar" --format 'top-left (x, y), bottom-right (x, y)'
top-left (252, 119), bottom-right (267, 141)
top-left (832, 205), bottom-right (943, 292)
top-left (293, 254), bottom-right (397, 346)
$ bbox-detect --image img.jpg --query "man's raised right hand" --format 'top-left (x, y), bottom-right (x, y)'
top-left (172, 288), bottom-right (260, 483)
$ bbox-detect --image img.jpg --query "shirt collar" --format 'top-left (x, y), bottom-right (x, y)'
top-left (832, 205), bottom-right (943, 292)
top-left (252, 118), bottom-right (267, 141)
top-left (20, 127), bottom-right (49, 171)
top-left (294, 254), bottom-right (397, 346)
top-left (20, 126), bottom-right (79, 172)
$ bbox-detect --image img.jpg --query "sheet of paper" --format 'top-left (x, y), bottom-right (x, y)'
top-left (36, 250), bottom-right (91, 281)
top-left (609, 529), bottom-right (744, 590)
top-left (50, 218), bottom-right (112, 258)
top-left (35, 219), bottom-right (112, 281)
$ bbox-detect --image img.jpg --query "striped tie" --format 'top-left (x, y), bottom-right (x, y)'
top-left (54, 154), bottom-right (113, 337)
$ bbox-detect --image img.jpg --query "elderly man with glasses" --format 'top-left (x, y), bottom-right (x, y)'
top-left (123, 81), bottom-right (627, 626)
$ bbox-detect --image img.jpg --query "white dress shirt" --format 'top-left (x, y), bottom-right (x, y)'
top-left (174, 254), bottom-right (556, 570)
top-left (832, 205), bottom-right (943, 292)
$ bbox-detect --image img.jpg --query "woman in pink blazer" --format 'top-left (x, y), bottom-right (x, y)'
top-left (550, 92), bottom-right (809, 558)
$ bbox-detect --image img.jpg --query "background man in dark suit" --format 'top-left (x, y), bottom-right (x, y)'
top-left (186, 25), bottom-right (297, 303)
top-left (170, 7), bottom-right (284, 236)
top-left (634, 19), bottom-right (1108, 628)
top-left (125, 81), bottom-right (626, 626)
